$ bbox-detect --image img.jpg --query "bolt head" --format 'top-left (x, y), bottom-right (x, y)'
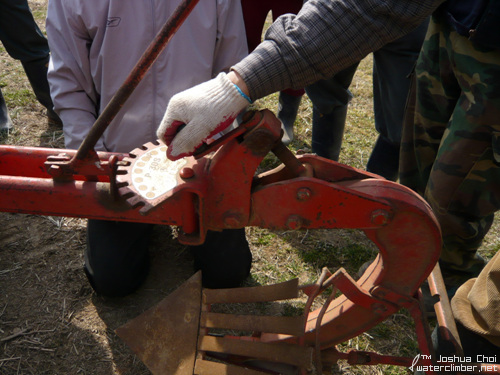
top-left (179, 167), bottom-right (194, 179)
top-left (371, 209), bottom-right (389, 226)
top-left (296, 188), bottom-right (312, 201)
top-left (286, 215), bottom-right (303, 230)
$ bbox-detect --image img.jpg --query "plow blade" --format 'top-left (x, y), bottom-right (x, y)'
top-left (116, 273), bottom-right (202, 375)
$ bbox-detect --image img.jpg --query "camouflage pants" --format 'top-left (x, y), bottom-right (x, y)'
top-left (400, 14), bottom-right (500, 280)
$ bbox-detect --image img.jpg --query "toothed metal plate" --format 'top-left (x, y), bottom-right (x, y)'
top-left (116, 142), bottom-right (187, 210)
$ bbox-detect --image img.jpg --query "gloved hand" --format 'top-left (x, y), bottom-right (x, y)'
top-left (157, 72), bottom-right (251, 160)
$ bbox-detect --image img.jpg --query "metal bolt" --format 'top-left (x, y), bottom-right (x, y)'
top-left (372, 303), bottom-right (388, 314)
top-left (286, 215), bottom-right (303, 230)
top-left (47, 165), bottom-right (62, 178)
top-left (296, 187), bottom-right (312, 201)
top-left (179, 167), bottom-right (194, 179)
top-left (371, 209), bottom-right (389, 226)
top-left (184, 312), bottom-right (193, 323)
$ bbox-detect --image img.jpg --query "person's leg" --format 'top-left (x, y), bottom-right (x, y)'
top-left (0, 88), bottom-right (13, 130)
top-left (190, 228), bottom-right (252, 289)
top-left (270, 0), bottom-right (303, 18)
top-left (402, 15), bottom-right (500, 294)
top-left (277, 88), bottom-right (304, 145)
top-left (305, 62), bottom-right (359, 161)
top-left (366, 136), bottom-right (400, 180)
top-left (268, 1), bottom-right (306, 145)
top-left (84, 220), bottom-right (153, 297)
top-left (241, 0), bottom-right (270, 52)
top-left (0, 0), bottom-right (49, 62)
top-left (425, 24), bottom-right (500, 291)
top-left (0, 0), bottom-right (60, 124)
top-left (21, 55), bottom-right (61, 124)
top-left (367, 19), bottom-right (429, 180)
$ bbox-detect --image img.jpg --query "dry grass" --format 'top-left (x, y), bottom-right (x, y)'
top-left (1, 2), bottom-right (499, 375)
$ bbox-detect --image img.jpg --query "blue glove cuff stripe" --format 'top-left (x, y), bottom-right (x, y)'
top-left (233, 83), bottom-right (252, 104)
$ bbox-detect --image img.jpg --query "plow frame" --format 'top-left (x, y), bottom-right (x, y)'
top-left (1, 0), bottom-right (497, 371)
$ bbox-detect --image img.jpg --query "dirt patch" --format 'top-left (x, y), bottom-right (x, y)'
top-left (0, 212), bottom-right (194, 374)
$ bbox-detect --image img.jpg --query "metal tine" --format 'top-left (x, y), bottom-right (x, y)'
top-left (198, 278), bottom-right (313, 374)
top-left (300, 268), bottom-right (333, 330)
top-left (313, 283), bottom-right (339, 374)
top-left (198, 336), bottom-right (313, 370)
top-left (201, 311), bottom-right (305, 336)
top-left (194, 359), bottom-right (272, 374)
top-left (203, 278), bottom-right (298, 304)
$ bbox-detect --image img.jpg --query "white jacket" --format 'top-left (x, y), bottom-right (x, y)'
top-left (46, 0), bottom-right (247, 152)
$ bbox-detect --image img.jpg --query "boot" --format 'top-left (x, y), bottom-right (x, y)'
top-left (21, 56), bottom-right (62, 126)
top-left (277, 91), bottom-right (302, 145)
top-left (191, 228), bottom-right (252, 289)
top-left (311, 105), bottom-right (348, 162)
top-left (0, 89), bottom-right (13, 130)
top-left (366, 135), bottom-right (400, 181)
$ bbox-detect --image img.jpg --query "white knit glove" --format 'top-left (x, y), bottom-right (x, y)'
top-left (157, 72), bottom-right (251, 160)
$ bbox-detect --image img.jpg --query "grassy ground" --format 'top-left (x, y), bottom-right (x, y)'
top-left (1, 2), bottom-right (499, 375)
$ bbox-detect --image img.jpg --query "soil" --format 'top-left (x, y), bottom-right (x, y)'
top-left (0, 213), bottom-right (178, 375)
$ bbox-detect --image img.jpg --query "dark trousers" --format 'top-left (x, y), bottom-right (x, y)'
top-left (0, 0), bottom-right (58, 119)
top-left (84, 220), bottom-right (252, 297)
top-left (84, 220), bottom-right (153, 297)
top-left (304, 19), bottom-right (429, 180)
top-left (366, 19), bottom-right (429, 180)
top-left (241, 0), bottom-right (305, 98)
top-left (0, 0), bottom-right (49, 62)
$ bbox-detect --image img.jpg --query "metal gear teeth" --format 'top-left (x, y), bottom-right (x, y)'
top-left (114, 140), bottom-right (185, 213)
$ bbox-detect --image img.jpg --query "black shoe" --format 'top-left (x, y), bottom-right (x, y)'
top-left (191, 228), bottom-right (252, 289)
top-left (47, 109), bottom-right (62, 127)
top-left (0, 88), bottom-right (13, 130)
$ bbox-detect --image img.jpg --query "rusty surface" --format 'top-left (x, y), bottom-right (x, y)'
top-left (194, 359), bottom-right (270, 375)
top-left (115, 272), bottom-right (202, 375)
top-left (203, 278), bottom-right (298, 304)
top-left (199, 336), bottom-right (313, 370)
top-left (428, 262), bottom-right (463, 354)
top-left (201, 312), bottom-right (305, 336)
top-left (321, 347), bottom-right (415, 367)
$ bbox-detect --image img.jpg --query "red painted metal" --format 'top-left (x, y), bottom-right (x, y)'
top-left (0, 109), bottom-right (457, 374)
top-left (1, 0), bottom-right (489, 369)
